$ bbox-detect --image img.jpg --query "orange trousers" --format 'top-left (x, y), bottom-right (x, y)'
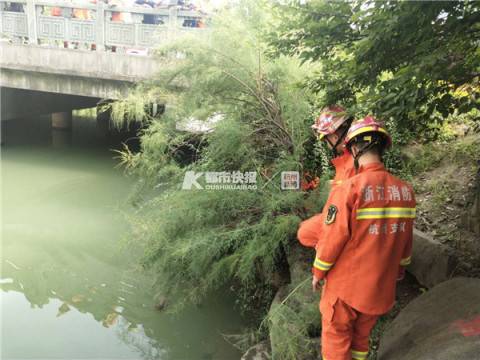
top-left (320, 293), bottom-right (379, 360)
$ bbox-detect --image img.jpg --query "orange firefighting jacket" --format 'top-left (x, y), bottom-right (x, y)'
top-left (312, 162), bottom-right (415, 315)
top-left (330, 151), bottom-right (355, 185)
top-left (297, 152), bottom-right (355, 248)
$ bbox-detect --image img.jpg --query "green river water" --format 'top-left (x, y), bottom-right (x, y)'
top-left (1, 115), bottom-right (244, 360)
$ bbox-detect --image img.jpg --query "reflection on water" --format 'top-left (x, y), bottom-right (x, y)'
top-left (1, 115), bottom-right (243, 360)
top-left (2, 290), bottom-right (165, 359)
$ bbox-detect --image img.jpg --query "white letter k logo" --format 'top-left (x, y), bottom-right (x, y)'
top-left (182, 171), bottom-right (203, 190)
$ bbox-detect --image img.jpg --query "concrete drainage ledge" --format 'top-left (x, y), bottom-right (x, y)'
top-left (409, 228), bottom-right (458, 289)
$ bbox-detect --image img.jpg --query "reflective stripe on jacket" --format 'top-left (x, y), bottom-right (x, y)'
top-left (312, 162), bottom-right (415, 315)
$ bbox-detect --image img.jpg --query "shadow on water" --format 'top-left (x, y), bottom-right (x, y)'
top-left (1, 114), bottom-right (244, 360)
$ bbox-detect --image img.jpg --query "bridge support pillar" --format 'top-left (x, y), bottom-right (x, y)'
top-left (51, 112), bottom-right (72, 130)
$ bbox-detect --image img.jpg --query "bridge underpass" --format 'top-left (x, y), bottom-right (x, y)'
top-left (0, 41), bottom-right (163, 125)
top-left (1, 87), bottom-right (100, 121)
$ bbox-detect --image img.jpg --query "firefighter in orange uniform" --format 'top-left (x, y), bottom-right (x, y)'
top-left (297, 105), bottom-right (355, 248)
top-left (312, 116), bottom-right (415, 360)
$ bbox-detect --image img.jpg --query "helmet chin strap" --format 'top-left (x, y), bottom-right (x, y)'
top-left (325, 137), bottom-right (338, 157)
top-left (330, 117), bottom-right (354, 157)
top-left (329, 122), bottom-right (352, 157)
top-left (352, 140), bottom-right (381, 172)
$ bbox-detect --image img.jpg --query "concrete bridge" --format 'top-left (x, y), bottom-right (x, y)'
top-left (0, 0), bottom-right (204, 121)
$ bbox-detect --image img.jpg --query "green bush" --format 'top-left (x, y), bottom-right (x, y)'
top-left (118, 0), bottom-right (325, 314)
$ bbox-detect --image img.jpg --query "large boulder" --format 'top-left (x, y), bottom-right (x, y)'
top-left (378, 277), bottom-right (480, 360)
top-left (408, 229), bottom-right (457, 288)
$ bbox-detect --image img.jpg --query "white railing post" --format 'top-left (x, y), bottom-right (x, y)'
top-left (0, 2), bottom-right (4, 33)
top-left (168, 5), bottom-right (177, 41)
top-left (95, 0), bottom-right (105, 51)
top-left (25, 0), bottom-right (37, 44)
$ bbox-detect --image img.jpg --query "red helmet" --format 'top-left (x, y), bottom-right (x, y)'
top-left (311, 105), bottom-right (350, 140)
top-left (344, 116), bottom-right (392, 148)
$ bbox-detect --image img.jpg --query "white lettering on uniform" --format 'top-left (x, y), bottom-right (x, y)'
top-left (382, 223), bottom-right (388, 234)
top-left (369, 224), bottom-right (379, 235)
top-left (376, 185), bottom-right (385, 200)
top-left (401, 186), bottom-right (412, 201)
top-left (363, 185), bottom-right (374, 202)
top-left (387, 185), bottom-right (401, 201)
top-left (390, 223), bottom-right (399, 234)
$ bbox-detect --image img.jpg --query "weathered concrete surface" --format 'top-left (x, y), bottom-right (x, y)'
top-left (268, 243), bottom-right (320, 360)
top-left (0, 67), bottom-right (132, 100)
top-left (0, 43), bottom-right (163, 98)
top-left (378, 277), bottom-right (480, 360)
top-left (409, 229), bottom-right (457, 288)
top-left (0, 43), bottom-right (161, 82)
